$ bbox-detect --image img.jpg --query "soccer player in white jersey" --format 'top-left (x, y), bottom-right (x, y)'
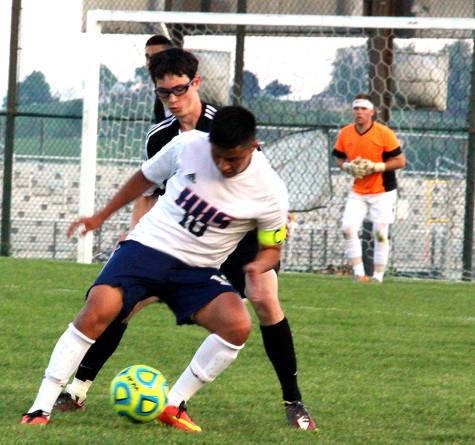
top-left (21, 106), bottom-right (288, 432)
top-left (54, 48), bottom-right (317, 430)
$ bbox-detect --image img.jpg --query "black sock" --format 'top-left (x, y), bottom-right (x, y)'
top-left (260, 317), bottom-right (302, 402)
top-left (75, 319), bottom-right (128, 382)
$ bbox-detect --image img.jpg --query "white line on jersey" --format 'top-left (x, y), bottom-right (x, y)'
top-left (145, 116), bottom-right (177, 146)
top-left (146, 115), bottom-right (176, 137)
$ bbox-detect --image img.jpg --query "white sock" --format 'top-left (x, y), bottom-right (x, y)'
top-left (167, 334), bottom-right (244, 407)
top-left (353, 263), bottom-right (365, 277)
top-left (65, 378), bottom-right (93, 403)
top-left (29, 323), bottom-right (95, 415)
top-left (344, 232), bottom-right (362, 259)
top-left (373, 271), bottom-right (384, 282)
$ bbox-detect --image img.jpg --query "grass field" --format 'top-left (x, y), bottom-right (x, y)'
top-left (1, 257), bottom-right (474, 445)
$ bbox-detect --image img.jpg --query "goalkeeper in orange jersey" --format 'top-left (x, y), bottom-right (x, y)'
top-left (333, 93), bottom-right (406, 283)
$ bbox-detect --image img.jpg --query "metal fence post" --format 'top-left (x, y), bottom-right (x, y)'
top-left (1, 0), bottom-right (21, 257)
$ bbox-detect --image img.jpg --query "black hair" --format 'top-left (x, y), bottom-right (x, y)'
top-left (209, 106), bottom-right (256, 149)
top-left (145, 35), bottom-right (173, 47)
top-left (149, 48), bottom-right (199, 82)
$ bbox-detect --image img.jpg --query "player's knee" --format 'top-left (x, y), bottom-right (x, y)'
top-left (374, 229), bottom-right (388, 243)
top-left (341, 225), bottom-right (357, 239)
top-left (374, 224), bottom-right (389, 244)
top-left (75, 285), bottom-right (123, 338)
top-left (221, 313), bottom-right (251, 345)
top-left (250, 296), bottom-right (283, 325)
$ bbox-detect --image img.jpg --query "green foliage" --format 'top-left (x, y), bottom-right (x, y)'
top-left (100, 64), bottom-right (119, 92)
top-left (1, 257), bottom-right (474, 445)
top-left (18, 71), bottom-right (57, 106)
top-left (134, 66), bottom-right (150, 83)
top-left (445, 40), bottom-right (471, 116)
top-left (263, 79), bottom-right (292, 97)
top-left (325, 45), bottom-right (369, 102)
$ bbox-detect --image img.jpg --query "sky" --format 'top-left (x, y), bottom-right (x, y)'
top-left (0, 0), bottom-right (453, 105)
top-left (0, 0), bottom-right (343, 103)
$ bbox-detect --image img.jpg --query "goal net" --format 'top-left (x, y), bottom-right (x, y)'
top-left (78, 10), bottom-right (474, 280)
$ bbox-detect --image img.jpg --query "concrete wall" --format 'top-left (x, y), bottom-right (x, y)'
top-left (2, 157), bottom-right (466, 279)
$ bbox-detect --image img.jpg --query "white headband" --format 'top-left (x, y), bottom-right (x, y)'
top-left (352, 99), bottom-right (374, 110)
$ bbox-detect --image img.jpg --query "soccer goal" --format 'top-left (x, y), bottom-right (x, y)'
top-left (78, 10), bottom-right (475, 280)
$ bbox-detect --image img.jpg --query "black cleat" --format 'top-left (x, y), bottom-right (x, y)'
top-left (53, 392), bottom-right (85, 412)
top-left (284, 401), bottom-right (318, 431)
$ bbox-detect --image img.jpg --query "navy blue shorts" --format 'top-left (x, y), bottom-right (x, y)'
top-left (91, 240), bottom-right (237, 325)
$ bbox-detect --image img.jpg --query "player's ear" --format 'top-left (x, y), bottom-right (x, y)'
top-left (248, 139), bottom-right (259, 152)
top-left (193, 75), bottom-right (202, 89)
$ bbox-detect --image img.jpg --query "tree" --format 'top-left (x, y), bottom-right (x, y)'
top-left (17, 70), bottom-right (55, 105)
top-left (135, 66), bottom-right (150, 83)
top-left (100, 64), bottom-right (119, 91)
top-left (242, 70), bottom-right (261, 99)
top-left (445, 40), bottom-right (471, 116)
top-left (263, 79), bottom-right (291, 97)
top-left (324, 45), bottom-right (368, 102)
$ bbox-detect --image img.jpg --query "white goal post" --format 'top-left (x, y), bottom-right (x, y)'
top-left (79, 10), bottom-right (475, 281)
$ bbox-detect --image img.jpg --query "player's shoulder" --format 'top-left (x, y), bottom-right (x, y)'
top-left (147, 115), bottom-right (178, 140)
top-left (372, 121), bottom-right (395, 134)
top-left (204, 103), bottom-right (218, 117)
top-left (146, 115), bottom-right (180, 158)
top-left (195, 102), bottom-right (219, 132)
top-left (339, 123), bottom-right (356, 134)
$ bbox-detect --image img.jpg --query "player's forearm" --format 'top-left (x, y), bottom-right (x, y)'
top-left (383, 153), bottom-right (406, 171)
top-left (250, 245), bottom-right (282, 273)
top-left (130, 195), bottom-right (157, 230)
top-left (98, 170), bottom-right (154, 222)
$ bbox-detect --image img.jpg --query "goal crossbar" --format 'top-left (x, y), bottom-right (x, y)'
top-left (87, 10), bottom-right (475, 31)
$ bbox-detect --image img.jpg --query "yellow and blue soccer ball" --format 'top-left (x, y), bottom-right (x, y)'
top-left (110, 364), bottom-right (169, 423)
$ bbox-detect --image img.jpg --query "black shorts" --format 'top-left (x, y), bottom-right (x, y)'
top-left (90, 240), bottom-right (236, 324)
top-left (220, 230), bottom-right (280, 298)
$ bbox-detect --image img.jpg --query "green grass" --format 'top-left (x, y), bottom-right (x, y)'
top-left (1, 257), bottom-right (474, 444)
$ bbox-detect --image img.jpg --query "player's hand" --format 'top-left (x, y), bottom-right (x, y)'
top-left (352, 159), bottom-right (386, 177)
top-left (343, 157), bottom-right (364, 179)
top-left (67, 214), bottom-right (104, 238)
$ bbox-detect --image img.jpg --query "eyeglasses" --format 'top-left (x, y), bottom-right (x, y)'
top-left (154, 78), bottom-right (194, 99)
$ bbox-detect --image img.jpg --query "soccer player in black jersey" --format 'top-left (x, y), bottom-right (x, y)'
top-left (55, 48), bottom-right (316, 431)
top-left (144, 34), bottom-right (173, 123)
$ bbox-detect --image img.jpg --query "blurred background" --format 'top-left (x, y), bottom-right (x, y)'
top-left (1, 0), bottom-right (475, 280)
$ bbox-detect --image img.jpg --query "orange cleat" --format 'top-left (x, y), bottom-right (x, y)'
top-left (158, 401), bottom-right (202, 432)
top-left (21, 410), bottom-right (49, 425)
top-left (354, 274), bottom-right (370, 283)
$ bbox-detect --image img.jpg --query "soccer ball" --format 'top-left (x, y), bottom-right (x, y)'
top-left (110, 364), bottom-right (169, 423)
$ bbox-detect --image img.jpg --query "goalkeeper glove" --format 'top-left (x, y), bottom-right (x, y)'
top-left (342, 159), bottom-right (364, 179)
top-left (353, 159), bottom-right (386, 177)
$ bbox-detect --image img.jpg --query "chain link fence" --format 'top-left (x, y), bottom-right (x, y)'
top-left (1, 0), bottom-right (475, 280)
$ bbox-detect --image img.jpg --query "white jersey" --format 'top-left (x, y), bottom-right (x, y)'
top-left (127, 130), bottom-right (288, 268)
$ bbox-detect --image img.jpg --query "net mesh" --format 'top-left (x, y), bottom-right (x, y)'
top-left (7, 14), bottom-right (474, 279)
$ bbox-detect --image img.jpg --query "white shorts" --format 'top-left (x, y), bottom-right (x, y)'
top-left (341, 190), bottom-right (397, 227)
